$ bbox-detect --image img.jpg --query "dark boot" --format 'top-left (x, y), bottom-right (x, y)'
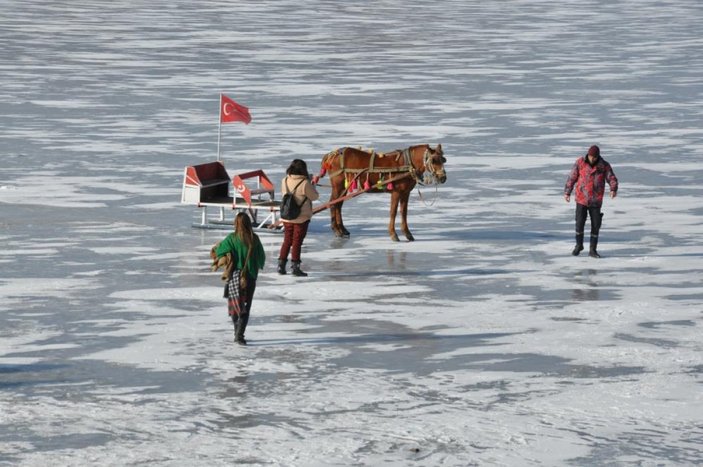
top-left (572, 234), bottom-right (584, 256)
top-left (231, 315), bottom-right (239, 342)
top-left (235, 313), bottom-right (249, 345)
top-left (291, 260), bottom-right (308, 277)
top-left (277, 258), bottom-right (287, 275)
top-left (589, 237), bottom-right (600, 258)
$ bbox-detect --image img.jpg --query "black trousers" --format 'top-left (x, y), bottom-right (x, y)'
top-left (239, 276), bottom-right (257, 316)
top-left (575, 204), bottom-right (602, 244)
top-left (232, 276), bottom-right (257, 338)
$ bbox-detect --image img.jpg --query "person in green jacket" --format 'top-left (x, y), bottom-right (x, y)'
top-left (215, 213), bottom-right (266, 345)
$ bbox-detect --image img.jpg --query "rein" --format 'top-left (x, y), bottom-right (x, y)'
top-left (413, 148), bottom-right (443, 206)
top-left (417, 183), bottom-right (440, 207)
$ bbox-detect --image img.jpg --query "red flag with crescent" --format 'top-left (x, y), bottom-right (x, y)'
top-left (220, 94), bottom-right (252, 124)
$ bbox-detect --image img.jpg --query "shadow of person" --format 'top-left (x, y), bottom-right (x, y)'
top-left (571, 288), bottom-right (600, 301)
top-left (571, 269), bottom-right (600, 301)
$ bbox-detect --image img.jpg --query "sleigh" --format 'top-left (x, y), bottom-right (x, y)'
top-left (181, 161), bottom-right (282, 230)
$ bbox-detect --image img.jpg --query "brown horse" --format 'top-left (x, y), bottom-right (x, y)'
top-left (317, 144), bottom-right (447, 241)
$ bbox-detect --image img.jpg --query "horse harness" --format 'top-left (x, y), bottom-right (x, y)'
top-left (325, 146), bottom-right (437, 186)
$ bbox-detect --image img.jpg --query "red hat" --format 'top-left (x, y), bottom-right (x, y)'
top-left (587, 145), bottom-right (600, 158)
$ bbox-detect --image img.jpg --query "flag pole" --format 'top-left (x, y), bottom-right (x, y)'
top-left (217, 93), bottom-right (222, 162)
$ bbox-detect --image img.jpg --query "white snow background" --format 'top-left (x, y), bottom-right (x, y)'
top-left (1, 1), bottom-right (702, 465)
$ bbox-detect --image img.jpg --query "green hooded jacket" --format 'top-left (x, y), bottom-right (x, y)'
top-left (215, 232), bottom-right (266, 279)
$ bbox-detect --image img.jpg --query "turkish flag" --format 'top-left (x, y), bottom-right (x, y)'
top-left (220, 94), bottom-right (252, 124)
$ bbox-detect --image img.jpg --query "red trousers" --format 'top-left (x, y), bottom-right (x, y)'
top-left (279, 220), bottom-right (309, 261)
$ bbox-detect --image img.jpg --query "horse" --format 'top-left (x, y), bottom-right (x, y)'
top-left (316, 144), bottom-right (447, 241)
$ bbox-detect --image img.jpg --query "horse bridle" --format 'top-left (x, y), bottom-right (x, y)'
top-left (414, 148), bottom-right (445, 186)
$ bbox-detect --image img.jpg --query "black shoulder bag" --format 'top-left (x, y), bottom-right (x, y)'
top-left (280, 178), bottom-right (307, 220)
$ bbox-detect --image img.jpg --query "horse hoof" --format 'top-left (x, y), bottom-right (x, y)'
top-left (406, 235), bottom-right (415, 242)
top-left (390, 234), bottom-right (399, 242)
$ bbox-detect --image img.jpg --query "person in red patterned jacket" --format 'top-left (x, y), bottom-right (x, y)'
top-left (564, 145), bottom-right (618, 258)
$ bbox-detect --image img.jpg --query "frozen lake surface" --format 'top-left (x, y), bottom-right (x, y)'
top-left (1, 1), bottom-right (702, 465)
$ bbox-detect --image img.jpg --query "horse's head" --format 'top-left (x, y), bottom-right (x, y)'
top-left (424, 144), bottom-right (447, 184)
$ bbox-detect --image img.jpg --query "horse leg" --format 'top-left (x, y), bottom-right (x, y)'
top-left (400, 190), bottom-right (414, 241)
top-left (329, 201), bottom-right (340, 236)
top-left (329, 181), bottom-right (348, 238)
top-left (389, 191), bottom-right (400, 242)
top-left (329, 185), bottom-right (342, 237)
top-left (337, 200), bottom-right (350, 237)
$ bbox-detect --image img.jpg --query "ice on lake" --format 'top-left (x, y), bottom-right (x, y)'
top-left (1, 1), bottom-right (702, 465)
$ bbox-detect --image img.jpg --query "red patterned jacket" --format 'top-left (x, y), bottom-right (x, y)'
top-left (564, 156), bottom-right (618, 207)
